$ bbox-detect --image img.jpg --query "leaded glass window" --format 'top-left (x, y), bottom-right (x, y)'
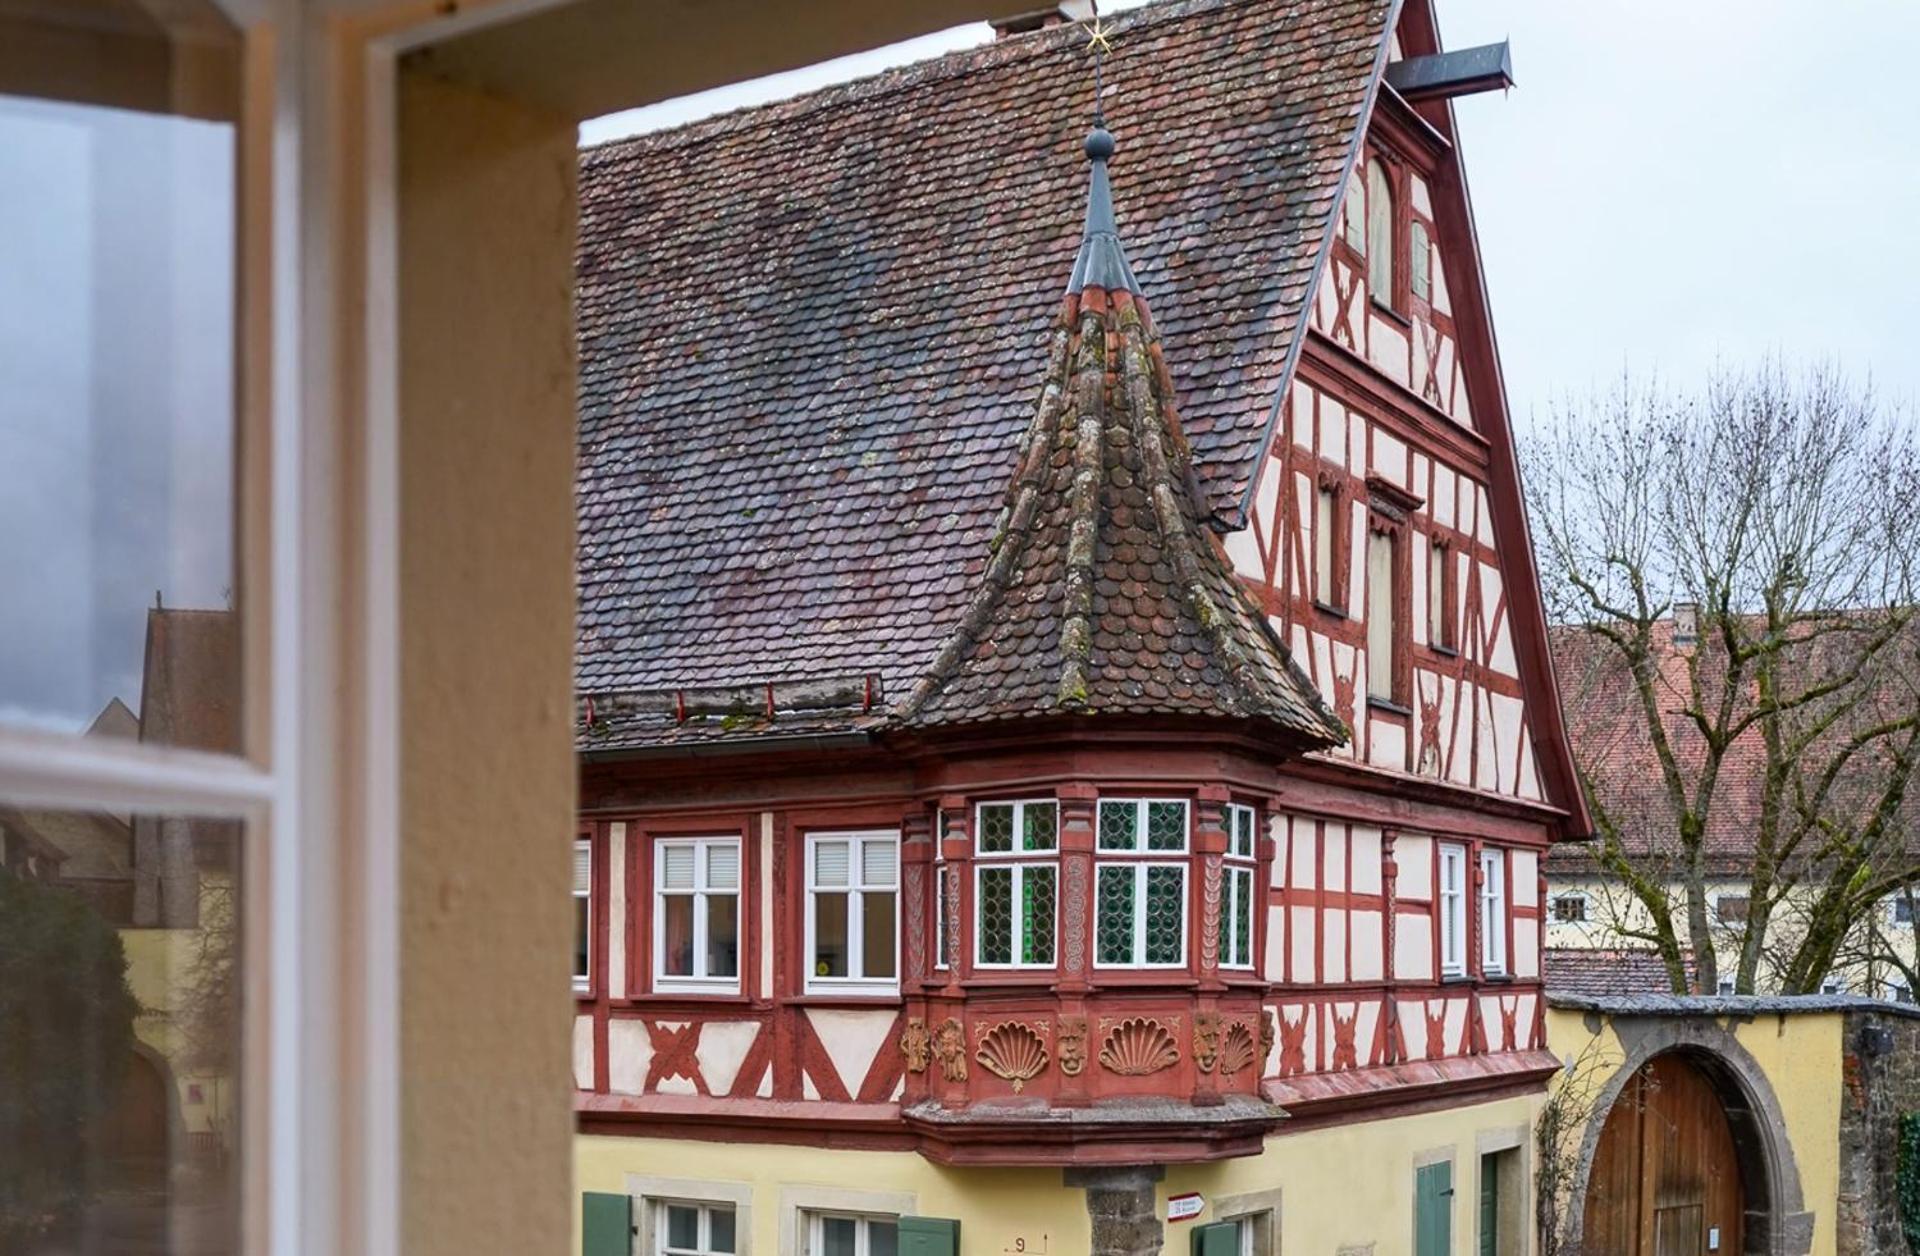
top-left (1222, 804), bottom-right (1258, 971)
top-left (973, 800), bottom-right (1058, 968)
top-left (1095, 797), bottom-right (1189, 968)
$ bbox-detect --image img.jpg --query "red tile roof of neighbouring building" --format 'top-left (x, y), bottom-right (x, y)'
top-left (575, 0), bottom-right (1394, 748)
top-left (1544, 948), bottom-right (1695, 999)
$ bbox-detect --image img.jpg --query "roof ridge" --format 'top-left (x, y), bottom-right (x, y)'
top-left (579, 0), bottom-right (1245, 163)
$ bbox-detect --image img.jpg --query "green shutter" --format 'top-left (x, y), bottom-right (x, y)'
top-left (900, 1215), bottom-right (961, 1256)
top-left (1478, 1154), bottom-right (1498, 1256)
top-left (1191, 1220), bottom-right (1240, 1256)
top-left (582, 1191), bottom-right (631, 1256)
top-left (1415, 1160), bottom-right (1453, 1256)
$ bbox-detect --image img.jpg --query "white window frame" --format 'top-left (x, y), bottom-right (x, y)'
top-left (804, 831), bottom-right (899, 995)
top-left (1095, 798), bottom-right (1191, 970)
top-left (1438, 843), bottom-right (1467, 978)
top-left (657, 1199), bottom-right (739, 1256)
top-left (1479, 848), bottom-right (1506, 976)
top-left (1551, 892), bottom-right (1590, 924)
top-left (973, 800), bottom-right (1058, 970)
top-left (1889, 894), bottom-right (1917, 927)
top-left (654, 837), bottom-right (743, 994)
top-left (803, 1210), bottom-right (899, 1256)
top-left (1222, 803), bottom-right (1259, 971)
top-left (574, 838), bottom-right (593, 992)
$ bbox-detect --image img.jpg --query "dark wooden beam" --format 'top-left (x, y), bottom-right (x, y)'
top-left (1384, 41), bottom-right (1514, 103)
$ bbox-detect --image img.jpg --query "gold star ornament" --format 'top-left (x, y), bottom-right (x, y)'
top-left (1085, 15), bottom-right (1114, 57)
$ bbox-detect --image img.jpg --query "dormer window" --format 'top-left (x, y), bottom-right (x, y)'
top-left (1366, 158), bottom-right (1396, 305)
top-left (1096, 799), bottom-right (1190, 968)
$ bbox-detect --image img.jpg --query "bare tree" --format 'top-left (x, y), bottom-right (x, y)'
top-left (1527, 362), bottom-right (1920, 994)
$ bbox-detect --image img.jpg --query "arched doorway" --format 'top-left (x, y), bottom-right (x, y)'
top-left (1583, 1052), bottom-right (1744, 1254)
top-left (99, 1048), bottom-right (175, 1185)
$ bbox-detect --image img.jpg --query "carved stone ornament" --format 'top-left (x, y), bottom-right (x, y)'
top-left (974, 1022), bottom-right (1049, 1092)
top-left (1217, 1020), bottom-right (1257, 1077)
top-left (1057, 1017), bottom-right (1089, 1077)
top-left (1099, 1017), bottom-right (1180, 1076)
top-left (1064, 859), bottom-right (1089, 974)
top-left (900, 1017), bottom-right (931, 1074)
top-left (1193, 1011), bottom-right (1221, 1074)
top-left (933, 1017), bottom-right (968, 1083)
top-left (1259, 1008), bottom-right (1277, 1069)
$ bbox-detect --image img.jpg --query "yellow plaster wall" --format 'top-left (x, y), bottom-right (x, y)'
top-left (577, 1091), bottom-right (1543, 1256)
top-left (119, 871), bottom-right (238, 1140)
top-left (1546, 1007), bottom-right (1845, 1256)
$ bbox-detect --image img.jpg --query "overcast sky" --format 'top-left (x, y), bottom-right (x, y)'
top-left (582, 0), bottom-right (1920, 425)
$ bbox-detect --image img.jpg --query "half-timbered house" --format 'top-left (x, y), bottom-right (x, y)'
top-left (571, 1), bottom-right (1589, 1252)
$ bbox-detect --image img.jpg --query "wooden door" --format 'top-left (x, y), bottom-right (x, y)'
top-left (1582, 1054), bottom-right (1744, 1256)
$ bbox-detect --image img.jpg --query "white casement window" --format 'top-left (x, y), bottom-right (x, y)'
top-left (1314, 484), bottom-right (1339, 607)
top-left (1438, 843), bottom-right (1467, 978)
top-left (933, 835), bottom-right (949, 972)
top-left (805, 1212), bottom-right (899, 1256)
top-left (1096, 798), bottom-right (1190, 968)
top-left (1220, 804), bottom-right (1259, 970)
top-left (655, 838), bottom-right (742, 992)
top-left (660, 1201), bottom-right (737, 1256)
top-left (806, 832), bottom-right (899, 993)
top-left (974, 800), bottom-right (1058, 968)
top-left (574, 838), bottom-right (593, 992)
top-left (1479, 848), bottom-right (1506, 976)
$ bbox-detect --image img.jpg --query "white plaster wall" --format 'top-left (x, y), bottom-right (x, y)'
top-left (805, 1009), bottom-right (894, 1094)
top-left (607, 1018), bottom-right (655, 1096)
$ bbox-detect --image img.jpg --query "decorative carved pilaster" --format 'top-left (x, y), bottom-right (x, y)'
top-left (933, 1017), bottom-right (968, 1083)
top-left (900, 1017), bottom-right (931, 1073)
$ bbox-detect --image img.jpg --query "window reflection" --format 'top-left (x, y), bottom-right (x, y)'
top-left (0, 0), bottom-right (241, 751)
top-left (0, 806), bottom-right (242, 1256)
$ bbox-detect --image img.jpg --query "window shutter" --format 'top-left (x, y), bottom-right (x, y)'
top-left (1478, 1156), bottom-right (1498, 1256)
top-left (574, 842), bottom-right (592, 894)
top-left (814, 839), bottom-right (851, 888)
top-left (1415, 1160), bottom-right (1453, 1256)
top-left (1191, 1221), bottom-right (1239, 1256)
top-left (899, 1216), bottom-right (960, 1256)
top-left (581, 1191), bottom-right (631, 1256)
top-left (706, 843), bottom-right (740, 890)
top-left (661, 845), bottom-right (695, 890)
top-left (860, 838), bottom-right (897, 888)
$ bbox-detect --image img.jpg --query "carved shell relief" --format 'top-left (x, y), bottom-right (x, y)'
top-left (1216, 1020), bottom-right (1257, 1078)
top-left (1099, 1016), bottom-right (1180, 1076)
top-left (900, 1017), bottom-right (931, 1074)
top-left (933, 1018), bottom-right (968, 1083)
top-left (1057, 1017), bottom-right (1089, 1076)
top-left (974, 1022), bottom-right (1049, 1092)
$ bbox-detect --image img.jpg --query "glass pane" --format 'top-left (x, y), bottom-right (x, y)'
top-left (814, 839), bottom-right (850, 888)
top-left (821, 1216), bottom-right (858, 1256)
top-left (813, 891), bottom-right (849, 978)
top-left (1232, 868), bottom-right (1253, 966)
top-left (1097, 801), bottom-right (1136, 851)
top-left (667, 1204), bottom-right (699, 1250)
top-left (1367, 531), bottom-right (1396, 699)
top-left (869, 1221), bottom-right (898, 1256)
top-left (1097, 865), bottom-right (1135, 964)
top-left (934, 866), bottom-right (950, 968)
top-left (709, 1206), bottom-right (736, 1254)
top-left (1023, 802), bottom-right (1057, 852)
top-left (0, 3), bottom-right (243, 750)
top-left (861, 891), bottom-right (895, 980)
top-left (978, 804), bottom-right (1013, 854)
top-left (661, 895), bottom-right (694, 976)
top-left (1022, 865), bottom-right (1056, 965)
top-left (1314, 488), bottom-right (1336, 605)
top-left (706, 894), bottom-right (739, 978)
top-left (0, 806), bottom-right (241, 1253)
top-left (574, 842), bottom-right (593, 893)
top-left (977, 867), bottom-right (1012, 965)
top-left (706, 843), bottom-right (739, 891)
top-left (860, 839), bottom-right (897, 888)
top-left (1411, 219), bottom-right (1431, 300)
top-left (574, 895), bottom-right (590, 981)
top-left (1145, 865), bottom-right (1185, 964)
top-left (1146, 801), bottom-right (1186, 851)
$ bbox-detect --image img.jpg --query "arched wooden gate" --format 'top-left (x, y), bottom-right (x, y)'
top-left (1583, 1053), bottom-right (1745, 1256)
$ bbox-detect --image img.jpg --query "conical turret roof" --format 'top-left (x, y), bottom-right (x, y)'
top-left (892, 123), bottom-right (1346, 749)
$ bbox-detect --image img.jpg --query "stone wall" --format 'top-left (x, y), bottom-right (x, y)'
top-left (1838, 1009), bottom-right (1920, 1256)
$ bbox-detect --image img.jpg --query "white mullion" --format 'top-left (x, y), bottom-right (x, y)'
top-left (847, 838), bottom-right (866, 982)
top-left (692, 843), bottom-right (710, 981)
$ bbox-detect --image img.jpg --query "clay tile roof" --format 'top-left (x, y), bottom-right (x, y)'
top-left (1544, 948), bottom-right (1694, 999)
top-left (890, 126), bottom-right (1344, 745)
top-left (576, 0), bottom-right (1394, 748)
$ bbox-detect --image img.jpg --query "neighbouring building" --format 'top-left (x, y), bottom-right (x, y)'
top-left (569, 2), bottom-right (1592, 1254)
top-left (1544, 617), bottom-right (1920, 1000)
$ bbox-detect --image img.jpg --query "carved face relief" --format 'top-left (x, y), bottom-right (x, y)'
top-left (1260, 1008), bottom-right (1278, 1071)
top-left (900, 1017), bottom-right (931, 1074)
top-left (1057, 1017), bottom-right (1089, 1077)
top-left (933, 1017), bottom-right (968, 1083)
top-left (1193, 1011), bottom-right (1221, 1074)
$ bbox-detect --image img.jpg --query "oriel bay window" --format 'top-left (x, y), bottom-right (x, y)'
top-left (655, 837), bottom-right (741, 992)
top-left (974, 799), bottom-right (1058, 968)
top-left (1220, 804), bottom-right (1259, 970)
top-left (1097, 798), bottom-right (1189, 968)
top-left (807, 831), bottom-right (899, 993)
